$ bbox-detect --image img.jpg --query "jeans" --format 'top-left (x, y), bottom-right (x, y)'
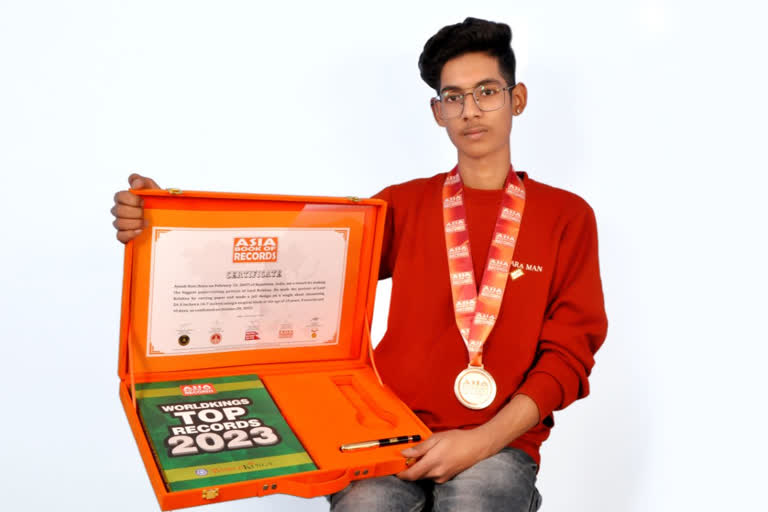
top-left (328, 447), bottom-right (542, 512)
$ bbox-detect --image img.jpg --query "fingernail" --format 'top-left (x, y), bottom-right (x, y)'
top-left (134, 229), bottom-right (143, 234)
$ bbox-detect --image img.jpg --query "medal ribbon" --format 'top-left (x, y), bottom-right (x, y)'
top-left (443, 165), bottom-right (526, 367)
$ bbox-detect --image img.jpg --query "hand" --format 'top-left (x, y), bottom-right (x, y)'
top-left (111, 173), bottom-right (160, 243)
top-left (395, 429), bottom-right (494, 484)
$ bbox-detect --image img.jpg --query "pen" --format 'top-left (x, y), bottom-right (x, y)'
top-left (339, 434), bottom-right (422, 452)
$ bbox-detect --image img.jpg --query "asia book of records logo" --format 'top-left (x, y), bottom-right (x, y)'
top-left (500, 207), bottom-right (521, 222)
top-left (445, 219), bottom-right (467, 233)
top-left (451, 271), bottom-right (474, 286)
top-left (445, 173), bottom-right (461, 185)
top-left (455, 298), bottom-right (477, 314)
top-left (443, 193), bottom-right (464, 208)
top-left (232, 237), bottom-right (278, 263)
top-left (460, 374), bottom-right (491, 390)
top-left (487, 258), bottom-right (510, 273)
top-left (473, 312), bottom-right (497, 326)
top-left (480, 285), bottom-right (503, 300)
top-left (448, 244), bottom-right (470, 259)
top-left (494, 233), bottom-right (516, 247)
top-left (506, 183), bottom-right (526, 199)
top-left (467, 339), bottom-right (484, 352)
top-left (180, 383), bottom-right (217, 396)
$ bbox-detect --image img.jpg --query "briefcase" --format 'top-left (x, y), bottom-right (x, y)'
top-left (117, 188), bottom-right (431, 510)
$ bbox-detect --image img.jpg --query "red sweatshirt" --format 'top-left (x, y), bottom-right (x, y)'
top-left (371, 170), bottom-right (608, 466)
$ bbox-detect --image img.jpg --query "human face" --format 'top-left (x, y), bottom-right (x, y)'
top-left (431, 52), bottom-right (527, 160)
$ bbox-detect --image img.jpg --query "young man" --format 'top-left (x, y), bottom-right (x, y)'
top-left (112, 18), bottom-right (607, 512)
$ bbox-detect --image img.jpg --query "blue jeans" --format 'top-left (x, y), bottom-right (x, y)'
top-left (328, 447), bottom-right (542, 512)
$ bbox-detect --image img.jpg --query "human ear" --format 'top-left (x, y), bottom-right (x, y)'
top-left (430, 99), bottom-right (447, 127)
top-left (511, 82), bottom-right (528, 116)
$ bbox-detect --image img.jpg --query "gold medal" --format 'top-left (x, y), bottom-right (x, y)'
top-left (454, 366), bottom-right (497, 410)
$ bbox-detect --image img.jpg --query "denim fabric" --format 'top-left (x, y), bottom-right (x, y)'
top-left (328, 447), bottom-right (541, 512)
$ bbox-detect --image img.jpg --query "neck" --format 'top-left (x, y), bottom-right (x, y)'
top-left (457, 148), bottom-right (511, 190)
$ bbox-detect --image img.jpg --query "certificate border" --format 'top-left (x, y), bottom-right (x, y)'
top-left (146, 226), bottom-right (350, 357)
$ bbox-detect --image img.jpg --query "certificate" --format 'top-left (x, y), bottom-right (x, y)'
top-left (146, 227), bottom-right (349, 356)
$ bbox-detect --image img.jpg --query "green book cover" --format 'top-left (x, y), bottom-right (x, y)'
top-left (135, 374), bottom-right (317, 491)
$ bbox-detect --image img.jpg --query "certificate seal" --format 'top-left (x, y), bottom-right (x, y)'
top-left (454, 366), bottom-right (497, 410)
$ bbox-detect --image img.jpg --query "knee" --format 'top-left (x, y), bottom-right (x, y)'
top-left (330, 476), bottom-right (427, 512)
top-left (433, 449), bottom-right (539, 511)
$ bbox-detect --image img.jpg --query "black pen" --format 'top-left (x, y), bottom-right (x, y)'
top-left (339, 434), bottom-right (422, 452)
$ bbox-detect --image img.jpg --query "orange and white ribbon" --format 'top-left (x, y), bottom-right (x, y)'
top-left (443, 166), bottom-right (525, 368)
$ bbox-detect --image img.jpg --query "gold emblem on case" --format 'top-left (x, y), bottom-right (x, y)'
top-left (201, 488), bottom-right (219, 500)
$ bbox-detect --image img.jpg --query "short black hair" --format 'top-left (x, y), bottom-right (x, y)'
top-left (418, 17), bottom-right (516, 94)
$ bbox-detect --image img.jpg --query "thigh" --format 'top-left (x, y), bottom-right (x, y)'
top-left (432, 447), bottom-right (542, 512)
top-left (328, 475), bottom-right (430, 512)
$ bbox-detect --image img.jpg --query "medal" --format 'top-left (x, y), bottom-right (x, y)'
top-left (443, 166), bottom-right (525, 409)
top-left (454, 366), bottom-right (497, 410)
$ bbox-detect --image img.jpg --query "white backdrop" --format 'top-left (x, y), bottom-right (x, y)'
top-left (1, 1), bottom-right (766, 510)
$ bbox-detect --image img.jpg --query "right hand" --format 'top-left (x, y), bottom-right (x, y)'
top-left (111, 173), bottom-right (161, 243)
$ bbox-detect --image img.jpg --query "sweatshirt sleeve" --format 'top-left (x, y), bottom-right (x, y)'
top-left (372, 186), bottom-right (395, 280)
top-left (514, 201), bottom-right (608, 423)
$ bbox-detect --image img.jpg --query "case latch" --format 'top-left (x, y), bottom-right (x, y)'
top-left (345, 196), bottom-right (361, 202)
top-left (201, 488), bottom-right (219, 500)
top-left (167, 188), bottom-right (183, 195)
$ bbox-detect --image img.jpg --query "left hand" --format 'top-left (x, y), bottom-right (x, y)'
top-left (395, 429), bottom-right (494, 484)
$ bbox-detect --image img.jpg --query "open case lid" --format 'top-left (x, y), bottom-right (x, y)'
top-left (118, 189), bottom-right (387, 383)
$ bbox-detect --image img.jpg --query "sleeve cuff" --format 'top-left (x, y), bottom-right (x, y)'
top-left (514, 372), bottom-right (564, 422)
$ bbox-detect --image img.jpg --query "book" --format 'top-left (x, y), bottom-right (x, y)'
top-left (135, 374), bottom-right (316, 491)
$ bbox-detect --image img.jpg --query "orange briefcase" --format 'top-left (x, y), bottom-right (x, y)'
top-left (118, 188), bottom-right (431, 510)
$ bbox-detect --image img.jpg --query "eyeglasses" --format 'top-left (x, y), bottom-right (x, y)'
top-left (431, 83), bottom-right (515, 120)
